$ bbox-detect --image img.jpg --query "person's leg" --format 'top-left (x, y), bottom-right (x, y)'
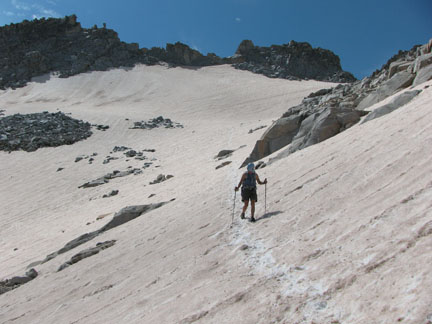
top-left (250, 200), bottom-right (256, 220)
top-left (242, 200), bottom-right (249, 214)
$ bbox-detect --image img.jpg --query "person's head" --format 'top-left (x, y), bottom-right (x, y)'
top-left (247, 163), bottom-right (255, 173)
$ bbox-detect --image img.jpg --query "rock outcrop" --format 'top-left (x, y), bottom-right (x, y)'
top-left (0, 15), bottom-right (356, 89)
top-left (232, 40), bottom-right (356, 83)
top-left (242, 41), bottom-right (432, 166)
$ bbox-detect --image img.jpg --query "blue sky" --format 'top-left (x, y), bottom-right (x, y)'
top-left (1, 0), bottom-right (431, 79)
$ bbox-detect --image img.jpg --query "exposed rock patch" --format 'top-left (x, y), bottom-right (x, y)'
top-left (103, 156), bottom-right (119, 164)
top-left (0, 111), bottom-right (92, 152)
top-left (214, 145), bottom-right (246, 161)
top-left (130, 116), bottom-right (183, 129)
top-left (58, 240), bottom-right (116, 271)
top-left (216, 161), bottom-right (232, 169)
top-left (150, 174), bottom-right (174, 185)
top-left (0, 268), bottom-right (38, 295)
top-left (94, 124), bottom-right (109, 131)
top-left (79, 168), bottom-right (143, 188)
top-left (215, 149), bottom-right (234, 160)
top-left (112, 145), bottom-right (130, 152)
top-left (102, 147), bottom-right (156, 165)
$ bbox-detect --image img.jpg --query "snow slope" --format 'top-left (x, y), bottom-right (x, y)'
top-left (0, 64), bottom-right (431, 324)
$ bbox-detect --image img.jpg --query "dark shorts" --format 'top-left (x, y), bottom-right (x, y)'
top-left (241, 187), bottom-right (257, 202)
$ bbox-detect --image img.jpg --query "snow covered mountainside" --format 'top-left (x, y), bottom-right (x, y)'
top-left (0, 64), bottom-right (431, 324)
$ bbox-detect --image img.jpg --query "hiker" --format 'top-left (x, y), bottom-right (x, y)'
top-left (235, 163), bottom-right (267, 222)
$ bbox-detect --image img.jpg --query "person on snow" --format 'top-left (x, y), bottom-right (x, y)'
top-left (235, 163), bottom-right (267, 222)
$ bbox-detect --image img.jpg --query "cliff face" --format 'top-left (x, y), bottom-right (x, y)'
top-left (0, 15), bottom-right (355, 90)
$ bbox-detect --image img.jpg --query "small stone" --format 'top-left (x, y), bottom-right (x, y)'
top-left (124, 150), bottom-right (137, 157)
top-left (239, 244), bottom-right (249, 251)
top-left (56, 167), bottom-right (64, 172)
top-left (316, 301), bottom-right (327, 310)
top-left (255, 161), bottom-right (266, 169)
top-left (25, 268), bottom-right (38, 279)
top-left (103, 190), bottom-right (119, 198)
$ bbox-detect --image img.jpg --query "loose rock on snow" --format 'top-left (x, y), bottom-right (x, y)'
top-left (0, 111), bottom-right (92, 152)
top-left (130, 116), bottom-right (183, 130)
top-left (149, 174), bottom-right (174, 185)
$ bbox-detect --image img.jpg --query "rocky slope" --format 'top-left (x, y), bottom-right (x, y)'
top-left (242, 40), bottom-right (432, 166)
top-left (0, 15), bottom-right (353, 90)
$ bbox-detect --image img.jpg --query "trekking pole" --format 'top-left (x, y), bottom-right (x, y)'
top-left (264, 182), bottom-right (267, 215)
top-left (231, 190), bottom-right (236, 227)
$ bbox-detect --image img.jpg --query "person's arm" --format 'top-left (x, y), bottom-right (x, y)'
top-left (235, 174), bottom-right (246, 191)
top-left (256, 173), bottom-right (267, 185)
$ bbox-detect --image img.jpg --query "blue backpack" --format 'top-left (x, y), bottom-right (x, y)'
top-left (243, 172), bottom-right (256, 189)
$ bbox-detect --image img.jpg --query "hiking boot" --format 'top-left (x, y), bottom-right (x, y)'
top-left (240, 212), bottom-right (245, 219)
top-left (250, 217), bottom-right (256, 223)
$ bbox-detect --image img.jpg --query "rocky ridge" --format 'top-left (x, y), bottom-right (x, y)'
top-left (232, 39), bottom-right (355, 82)
top-left (0, 15), bottom-right (354, 90)
top-left (242, 40), bottom-right (432, 166)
